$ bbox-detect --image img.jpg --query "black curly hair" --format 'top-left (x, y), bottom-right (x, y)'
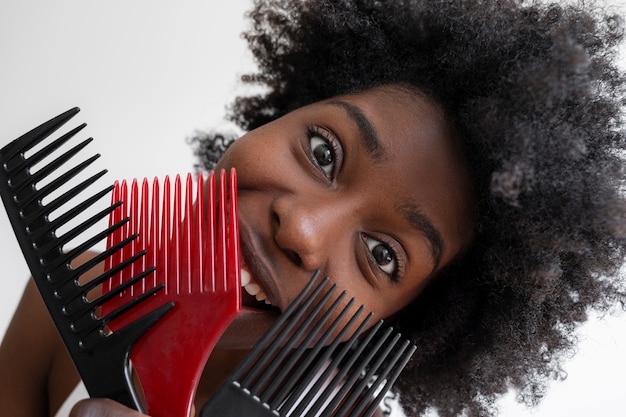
top-left (190, 0), bottom-right (626, 415)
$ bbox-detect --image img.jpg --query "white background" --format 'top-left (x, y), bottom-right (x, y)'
top-left (1, 1), bottom-right (625, 416)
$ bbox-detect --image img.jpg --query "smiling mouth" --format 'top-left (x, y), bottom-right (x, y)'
top-left (240, 266), bottom-right (278, 310)
top-left (237, 216), bottom-right (282, 311)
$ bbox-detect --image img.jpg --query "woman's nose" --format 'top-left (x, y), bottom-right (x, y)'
top-left (271, 193), bottom-right (351, 271)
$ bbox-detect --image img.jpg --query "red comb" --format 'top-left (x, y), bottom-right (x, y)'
top-left (102, 168), bottom-right (241, 417)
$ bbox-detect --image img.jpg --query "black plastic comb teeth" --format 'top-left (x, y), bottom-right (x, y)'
top-left (0, 108), bottom-right (173, 411)
top-left (201, 272), bottom-right (416, 417)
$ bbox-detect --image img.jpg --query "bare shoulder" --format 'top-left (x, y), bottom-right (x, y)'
top-left (0, 251), bottom-right (103, 417)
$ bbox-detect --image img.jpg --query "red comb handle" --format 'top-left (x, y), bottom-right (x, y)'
top-left (102, 169), bottom-right (241, 417)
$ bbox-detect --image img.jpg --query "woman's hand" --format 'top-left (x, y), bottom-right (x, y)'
top-left (69, 399), bottom-right (196, 417)
top-left (69, 399), bottom-right (149, 417)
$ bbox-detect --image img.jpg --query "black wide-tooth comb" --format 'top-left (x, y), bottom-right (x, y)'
top-left (0, 108), bottom-right (173, 411)
top-left (201, 272), bottom-right (416, 417)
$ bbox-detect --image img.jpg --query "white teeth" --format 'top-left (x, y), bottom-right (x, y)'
top-left (240, 268), bottom-right (251, 287)
top-left (241, 267), bottom-right (273, 306)
top-left (245, 283), bottom-right (261, 296)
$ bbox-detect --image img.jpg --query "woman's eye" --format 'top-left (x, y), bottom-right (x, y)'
top-left (364, 236), bottom-right (397, 276)
top-left (309, 136), bottom-right (335, 177)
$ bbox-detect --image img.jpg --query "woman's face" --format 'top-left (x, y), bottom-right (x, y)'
top-left (215, 85), bottom-right (476, 348)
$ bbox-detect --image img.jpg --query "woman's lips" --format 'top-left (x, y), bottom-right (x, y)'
top-left (217, 262), bottom-right (280, 349)
top-left (241, 266), bottom-right (272, 306)
top-left (211, 212), bottom-right (282, 348)
top-left (238, 217), bottom-right (285, 310)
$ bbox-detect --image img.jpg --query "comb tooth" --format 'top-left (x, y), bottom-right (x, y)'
top-left (48, 216), bottom-right (129, 286)
top-left (205, 171), bottom-right (216, 291)
top-left (134, 178), bottom-right (149, 295)
top-left (159, 176), bottom-right (172, 294)
top-left (29, 183), bottom-right (113, 246)
top-left (134, 179), bottom-right (150, 295)
top-left (129, 179), bottom-right (140, 296)
top-left (215, 169), bottom-right (227, 291)
top-left (13, 141), bottom-right (97, 204)
top-left (77, 295), bottom-right (172, 353)
top-left (12, 124), bottom-right (88, 176)
top-left (15, 154), bottom-right (100, 222)
top-left (119, 181), bottom-right (133, 296)
top-left (194, 172), bottom-right (205, 292)
top-left (24, 170), bottom-right (109, 230)
top-left (104, 179), bottom-right (137, 300)
top-left (68, 266), bottom-right (156, 335)
top-left (287, 319), bottom-right (385, 417)
top-left (72, 325), bottom-right (106, 352)
top-left (272, 306), bottom-right (367, 409)
top-left (258, 291), bottom-right (351, 404)
top-left (227, 167), bottom-right (240, 294)
top-left (350, 340), bottom-right (416, 417)
top-left (327, 331), bottom-right (401, 417)
top-left (139, 179), bottom-right (149, 247)
top-left (98, 284), bottom-right (165, 329)
top-left (307, 326), bottom-right (395, 417)
top-left (147, 177), bottom-right (159, 290)
top-left (69, 304), bottom-right (112, 338)
top-left (54, 232), bottom-right (137, 299)
top-left (267, 299), bottom-right (363, 408)
top-left (36, 200), bottom-right (122, 264)
top-left (70, 279), bottom-right (161, 337)
top-left (77, 227), bottom-right (133, 282)
top-left (1, 107), bottom-right (81, 169)
top-left (90, 250), bottom-right (148, 304)
top-left (62, 249), bottom-right (147, 318)
top-left (171, 174), bottom-right (183, 293)
top-left (181, 173), bottom-right (193, 293)
top-left (279, 313), bottom-right (376, 416)
top-left (130, 179), bottom-right (149, 296)
top-left (5, 124), bottom-right (88, 189)
top-left (61, 209), bottom-right (124, 259)
top-left (237, 274), bottom-right (328, 387)
top-left (16, 162), bottom-right (102, 235)
top-left (250, 285), bottom-right (340, 398)
top-left (65, 240), bottom-right (140, 301)
top-left (44, 209), bottom-right (126, 286)
top-left (103, 182), bottom-right (118, 277)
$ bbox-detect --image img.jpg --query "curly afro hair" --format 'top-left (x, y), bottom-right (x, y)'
top-left (191, 0), bottom-right (626, 415)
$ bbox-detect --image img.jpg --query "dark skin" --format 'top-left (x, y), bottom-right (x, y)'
top-left (0, 85), bottom-right (477, 416)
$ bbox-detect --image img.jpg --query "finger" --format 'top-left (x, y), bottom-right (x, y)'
top-left (69, 398), bottom-right (149, 417)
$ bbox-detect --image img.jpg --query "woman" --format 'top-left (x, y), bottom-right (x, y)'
top-left (1, 0), bottom-right (625, 416)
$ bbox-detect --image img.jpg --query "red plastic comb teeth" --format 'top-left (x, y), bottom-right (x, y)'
top-left (102, 168), bottom-right (241, 417)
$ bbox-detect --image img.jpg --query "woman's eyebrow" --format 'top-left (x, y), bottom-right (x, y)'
top-left (400, 203), bottom-right (444, 269)
top-left (328, 99), bottom-right (387, 162)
